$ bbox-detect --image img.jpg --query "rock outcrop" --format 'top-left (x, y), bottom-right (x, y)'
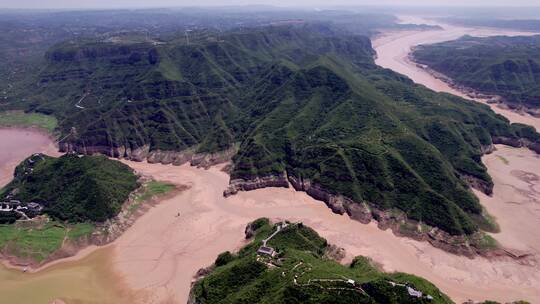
top-left (190, 147), bottom-right (238, 169)
top-left (492, 136), bottom-right (540, 154)
top-left (460, 173), bottom-right (493, 196)
top-left (223, 171), bottom-right (508, 258)
top-left (59, 142), bottom-right (238, 168)
top-left (223, 173), bottom-right (289, 197)
top-left (480, 143), bottom-right (496, 155)
top-left (288, 175), bottom-right (372, 224)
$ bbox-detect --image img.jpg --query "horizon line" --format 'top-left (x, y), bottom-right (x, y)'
top-left (2, 4), bottom-right (540, 11)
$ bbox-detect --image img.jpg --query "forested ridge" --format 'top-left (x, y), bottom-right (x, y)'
top-left (413, 35), bottom-right (540, 110)
top-left (3, 23), bottom-right (540, 236)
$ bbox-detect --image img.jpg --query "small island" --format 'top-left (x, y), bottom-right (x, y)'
top-left (0, 153), bottom-right (176, 267)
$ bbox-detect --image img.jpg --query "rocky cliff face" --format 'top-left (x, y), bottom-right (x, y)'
top-left (223, 171), bottom-right (511, 258)
top-left (460, 174), bottom-right (493, 195)
top-left (480, 143), bottom-right (496, 155)
top-left (288, 174), bottom-right (498, 257)
top-left (492, 136), bottom-right (540, 154)
top-left (223, 173), bottom-right (290, 197)
top-left (288, 175), bottom-right (373, 224)
top-left (59, 142), bottom-right (238, 168)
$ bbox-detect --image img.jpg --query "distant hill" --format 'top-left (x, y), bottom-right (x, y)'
top-left (412, 35), bottom-right (540, 111)
top-left (1, 154), bottom-right (139, 222)
top-left (3, 23), bottom-right (540, 241)
top-left (189, 218), bottom-right (454, 304)
top-left (440, 17), bottom-right (540, 32)
top-left (0, 8), bottom-right (432, 97)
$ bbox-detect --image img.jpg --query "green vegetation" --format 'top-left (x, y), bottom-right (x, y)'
top-left (128, 180), bottom-right (176, 213)
top-left (474, 209), bottom-right (500, 233)
top-left (1, 154), bottom-right (139, 222)
top-left (476, 234), bottom-right (498, 251)
top-left (67, 222), bottom-right (95, 240)
top-left (413, 35), bottom-right (540, 109)
top-left (0, 156), bottom-right (179, 263)
top-left (4, 24), bottom-right (540, 236)
top-left (134, 181), bottom-right (175, 203)
top-left (0, 111), bottom-right (57, 133)
top-left (0, 168), bottom-right (175, 263)
top-left (191, 219), bottom-right (453, 304)
top-left (0, 221), bottom-right (93, 262)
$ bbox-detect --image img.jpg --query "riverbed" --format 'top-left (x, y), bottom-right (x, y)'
top-left (1, 18), bottom-right (540, 304)
top-left (1, 147), bottom-right (539, 303)
top-left (111, 157), bottom-right (540, 303)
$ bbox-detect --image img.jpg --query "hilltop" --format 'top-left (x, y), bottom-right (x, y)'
top-left (1, 153), bottom-right (139, 222)
top-left (190, 218), bottom-right (448, 304)
top-left (2, 23), bottom-right (540, 251)
top-left (412, 35), bottom-right (540, 114)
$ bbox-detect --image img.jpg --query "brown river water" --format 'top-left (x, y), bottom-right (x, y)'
top-left (0, 128), bottom-right (59, 187)
top-left (1, 17), bottom-right (540, 304)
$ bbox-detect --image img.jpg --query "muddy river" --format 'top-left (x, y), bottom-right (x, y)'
top-left (0, 128), bottom-right (59, 187)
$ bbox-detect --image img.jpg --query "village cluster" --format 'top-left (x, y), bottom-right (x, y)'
top-left (0, 200), bottom-right (43, 219)
top-left (0, 153), bottom-right (46, 220)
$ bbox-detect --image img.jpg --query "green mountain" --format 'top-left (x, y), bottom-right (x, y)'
top-left (1, 154), bottom-right (139, 222)
top-left (412, 35), bottom-right (540, 111)
top-left (189, 218), bottom-right (453, 304)
top-left (4, 24), bottom-right (540, 240)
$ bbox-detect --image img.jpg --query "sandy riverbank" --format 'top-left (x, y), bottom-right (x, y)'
top-left (372, 16), bottom-right (540, 131)
top-left (1, 244), bottom-right (106, 274)
top-left (109, 157), bottom-right (540, 303)
top-left (474, 146), bottom-right (540, 255)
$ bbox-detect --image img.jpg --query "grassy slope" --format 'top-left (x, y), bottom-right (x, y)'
top-left (0, 221), bottom-right (94, 262)
top-left (0, 111), bottom-right (57, 133)
top-left (134, 180), bottom-right (176, 203)
top-left (128, 180), bottom-right (176, 213)
top-left (192, 219), bottom-right (454, 304)
top-left (412, 35), bottom-right (540, 109)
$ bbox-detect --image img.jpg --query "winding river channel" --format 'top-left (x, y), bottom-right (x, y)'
top-left (1, 17), bottom-right (540, 304)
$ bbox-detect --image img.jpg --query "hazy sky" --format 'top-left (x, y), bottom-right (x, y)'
top-left (0, 0), bottom-right (536, 9)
